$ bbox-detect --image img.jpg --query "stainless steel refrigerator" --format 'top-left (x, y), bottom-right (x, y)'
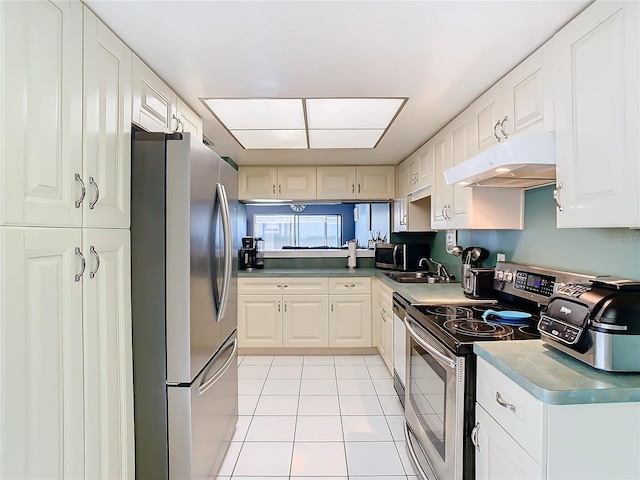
top-left (131, 132), bottom-right (238, 479)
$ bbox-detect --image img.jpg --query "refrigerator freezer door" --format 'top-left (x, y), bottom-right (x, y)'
top-left (167, 330), bottom-right (238, 479)
top-left (166, 134), bottom-right (222, 383)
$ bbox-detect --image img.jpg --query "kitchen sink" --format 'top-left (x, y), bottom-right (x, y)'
top-left (382, 271), bottom-right (456, 284)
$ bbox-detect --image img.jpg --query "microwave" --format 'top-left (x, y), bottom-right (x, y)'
top-left (374, 243), bottom-right (430, 271)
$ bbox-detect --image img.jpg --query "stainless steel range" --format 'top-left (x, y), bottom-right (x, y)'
top-left (403, 262), bottom-right (593, 480)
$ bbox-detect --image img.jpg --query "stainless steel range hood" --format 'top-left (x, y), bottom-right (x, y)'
top-left (444, 131), bottom-right (556, 188)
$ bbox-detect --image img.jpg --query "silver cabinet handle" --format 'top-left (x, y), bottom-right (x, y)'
top-left (278, 185), bottom-right (282, 195)
top-left (330, 301), bottom-right (334, 312)
top-left (171, 114), bottom-right (183, 133)
top-left (277, 284), bottom-right (288, 288)
top-left (499, 116), bottom-right (509, 139)
top-left (493, 120), bottom-right (502, 142)
top-left (284, 301), bottom-right (287, 312)
top-left (75, 247), bottom-right (86, 282)
top-left (88, 177), bottom-right (99, 209)
top-left (89, 245), bottom-right (100, 278)
top-left (357, 183), bottom-right (361, 194)
top-left (495, 391), bottom-right (516, 413)
top-left (272, 184), bottom-right (276, 194)
top-left (75, 173), bottom-right (86, 208)
top-left (278, 300), bottom-right (281, 312)
top-left (471, 422), bottom-right (480, 450)
top-left (89, 246), bottom-right (100, 279)
top-left (553, 182), bottom-right (563, 212)
top-left (344, 284), bottom-right (356, 288)
top-left (352, 184), bottom-right (355, 194)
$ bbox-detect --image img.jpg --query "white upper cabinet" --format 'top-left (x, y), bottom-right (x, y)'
top-left (83, 8), bottom-right (132, 229)
top-left (132, 54), bottom-right (177, 133)
top-left (501, 43), bottom-right (553, 138)
top-left (278, 166), bottom-right (317, 200)
top-left (176, 98), bottom-right (204, 143)
top-left (1, 0), bottom-right (83, 227)
top-left (316, 166), bottom-right (357, 199)
top-left (238, 166), bottom-right (278, 200)
top-left (356, 166), bottom-right (395, 199)
top-left (431, 130), bottom-right (452, 228)
top-left (553, 0), bottom-right (639, 227)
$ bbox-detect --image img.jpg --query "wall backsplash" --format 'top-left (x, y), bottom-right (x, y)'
top-left (430, 185), bottom-right (640, 281)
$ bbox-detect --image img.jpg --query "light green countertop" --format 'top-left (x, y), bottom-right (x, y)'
top-left (238, 267), bottom-right (484, 305)
top-left (474, 340), bottom-right (640, 405)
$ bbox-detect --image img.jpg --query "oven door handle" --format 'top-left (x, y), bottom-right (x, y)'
top-left (406, 317), bottom-right (456, 369)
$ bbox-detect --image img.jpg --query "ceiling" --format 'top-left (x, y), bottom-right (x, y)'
top-left (84, 0), bottom-right (591, 166)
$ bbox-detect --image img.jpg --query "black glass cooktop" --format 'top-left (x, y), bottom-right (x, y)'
top-left (407, 302), bottom-right (540, 355)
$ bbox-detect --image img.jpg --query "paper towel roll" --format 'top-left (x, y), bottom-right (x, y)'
top-left (347, 241), bottom-right (357, 268)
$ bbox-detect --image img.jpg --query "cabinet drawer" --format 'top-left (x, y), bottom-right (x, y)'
top-left (328, 277), bottom-right (371, 294)
top-left (238, 277), bottom-right (328, 295)
top-left (476, 358), bottom-right (545, 464)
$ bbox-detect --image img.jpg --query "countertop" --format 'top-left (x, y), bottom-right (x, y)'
top-left (238, 267), bottom-right (485, 305)
top-left (474, 340), bottom-right (640, 405)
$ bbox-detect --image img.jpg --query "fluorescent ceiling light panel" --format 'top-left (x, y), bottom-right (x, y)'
top-left (202, 98), bottom-right (305, 129)
top-left (306, 98), bottom-right (405, 129)
top-left (309, 129), bottom-right (385, 149)
top-left (231, 129), bottom-right (307, 149)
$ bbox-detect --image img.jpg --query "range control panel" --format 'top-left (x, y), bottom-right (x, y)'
top-left (538, 315), bottom-right (582, 345)
top-left (514, 270), bottom-right (556, 297)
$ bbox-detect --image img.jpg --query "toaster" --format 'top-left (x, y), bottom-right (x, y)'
top-left (538, 277), bottom-right (640, 372)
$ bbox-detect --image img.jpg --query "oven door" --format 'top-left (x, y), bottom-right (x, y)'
top-left (405, 316), bottom-right (465, 480)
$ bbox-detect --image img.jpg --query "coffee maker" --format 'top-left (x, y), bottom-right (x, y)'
top-left (239, 236), bottom-right (264, 270)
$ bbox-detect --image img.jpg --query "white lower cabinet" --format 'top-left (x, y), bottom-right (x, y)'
top-left (475, 405), bottom-right (544, 480)
top-left (475, 357), bottom-right (640, 480)
top-left (283, 295), bottom-right (329, 347)
top-left (0, 226), bottom-right (133, 480)
top-left (238, 277), bottom-right (371, 350)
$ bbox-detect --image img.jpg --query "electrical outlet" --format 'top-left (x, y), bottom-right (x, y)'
top-left (445, 229), bottom-right (457, 254)
top-left (496, 253), bottom-right (506, 262)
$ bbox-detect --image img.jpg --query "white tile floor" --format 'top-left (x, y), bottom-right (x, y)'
top-left (217, 354), bottom-right (420, 480)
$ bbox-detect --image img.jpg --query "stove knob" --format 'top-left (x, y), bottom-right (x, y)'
top-left (495, 270), bottom-right (505, 281)
top-left (504, 272), bottom-right (514, 283)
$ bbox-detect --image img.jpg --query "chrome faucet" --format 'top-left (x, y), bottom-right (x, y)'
top-left (419, 257), bottom-right (453, 282)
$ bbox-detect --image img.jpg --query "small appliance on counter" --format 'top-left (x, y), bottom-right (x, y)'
top-left (539, 277), bottom-right (640, 372)
top-left (463, 267), bottom-right (495, 299)
top-left (239, 236), bottom-right (264, 270)
top-left (374, 242), bottom-right (430, 271)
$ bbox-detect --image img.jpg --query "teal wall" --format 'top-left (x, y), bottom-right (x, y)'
top-left (430, 185), bottom-right (640, 280)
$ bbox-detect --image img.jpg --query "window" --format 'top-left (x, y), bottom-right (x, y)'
top-left (254, 214), bottom-right (343, 250)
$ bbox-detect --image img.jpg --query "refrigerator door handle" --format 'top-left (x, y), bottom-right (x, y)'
top-left (197, 337), bottom-right (237, 396)
top-left (214, 183), bottom-right (233, 323)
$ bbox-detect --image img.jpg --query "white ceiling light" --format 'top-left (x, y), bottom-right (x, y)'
top-left (309, 129), bottom-right (385, 149)
top-left (306, 98), bottom-right (405, 129)
top-left (201, 97), bottom-right (407, 150)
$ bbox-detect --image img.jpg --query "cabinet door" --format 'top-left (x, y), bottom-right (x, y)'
top-left (407, 154), bottom-right (419, 191)
top-left (282, 295), bottom-right (329, 347)
top-left (377, 299), bottom-right (393, 372)
top-left (0, 1), bottom-right (83, 227)
top-left (316, 166), bottom-right (356, 199)
top-left (417, 148), bottom-right (433, 189)
top-left (554, 1), bottom-right (639, 227)
top-left (393, 163), bottom-right (408, 232)
top-left (176, 98), bottom-right (204, 143)
top-left (278, 166), bottom-right (317, 200)
top-left (471, 83), bottom-right (503, 152)
top-left (356, 166), bottom-right (395, 199)
top-left (329, 294), bottom-right (372, 347)
top-left (82, 229), bottom-right (134, 479)
top-left (431, 132), bottom-right (452, 229)
top-left (238, 295), bottom-right (282, 347)
top-left (0, 226), bottom-right (84, 479)
top-left (238, 167), bottom-right (278, 200)
top-left (132, 54), bottom-right (177, 133)
top-left (83, 8), bottom-right (132, 229)
top-left (448, 116), bottom-right (472, 228)
top-left (475, 405), bottom-right (544, 480)
top-left (502, 44), bottom-right (551, 138)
